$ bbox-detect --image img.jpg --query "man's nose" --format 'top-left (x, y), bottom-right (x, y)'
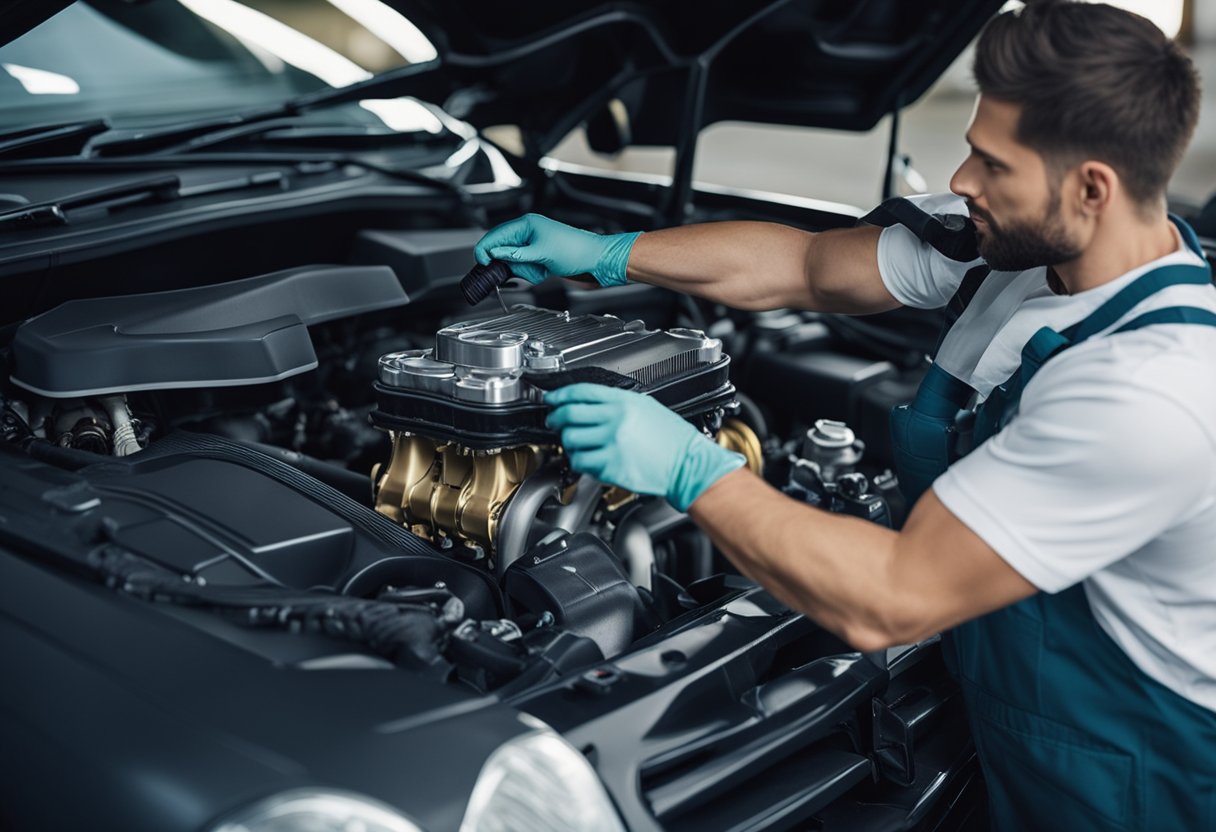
top-left (950, 156), bottom-right (978, 201)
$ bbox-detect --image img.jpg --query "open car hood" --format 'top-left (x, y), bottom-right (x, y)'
top-left (387, 0), bottom-right (1005, 156)
top-left (1, 1), bottom-right (74, 47)
top-left (2, 1), bottom-right (1003, 158)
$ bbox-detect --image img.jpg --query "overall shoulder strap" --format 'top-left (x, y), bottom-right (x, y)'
top-left (1020, 306), bottom-right (1216, 395)
top-left (861, 197), bottom-right (992, 356)
top-left (1062, 217), bottom-right (1212, 342)
top-left (1065, 263), bottom-right (1213, 343)
top-left (935, 264), bottom-right (992, 356)
top-left (1112, 305), bottom-right (1216, 334)
top-left (1171, 213), bottom-right (1208, 260)
top-left (975, 223), bottom-right (1213, 446)
top-left (861, 197), bottom-right (981, 263)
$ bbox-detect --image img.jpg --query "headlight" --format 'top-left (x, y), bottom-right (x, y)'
top-left (209, 789), bottom-right (425, 832)
top-left (460, 717), bottom-right (626, 832)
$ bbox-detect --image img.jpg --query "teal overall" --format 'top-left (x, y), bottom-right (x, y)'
top-left (890, 218), bottom-right (1216, 830)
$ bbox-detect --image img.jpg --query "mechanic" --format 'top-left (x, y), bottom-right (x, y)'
top-left (474, 2), bottom-right (1213, 829)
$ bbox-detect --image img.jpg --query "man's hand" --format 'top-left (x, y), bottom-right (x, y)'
top-left (544, 384), bottom-right (745, 511)
top-left (474, 214), bottom-right (641, 287)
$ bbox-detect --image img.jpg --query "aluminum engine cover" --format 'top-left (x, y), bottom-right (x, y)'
top-left (371, 306), bottom-right (735, 447)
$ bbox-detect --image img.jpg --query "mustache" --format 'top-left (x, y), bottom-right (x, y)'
top-left (967, 203), bottom-right (995, 227)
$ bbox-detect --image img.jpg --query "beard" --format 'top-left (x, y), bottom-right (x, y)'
top-left (969, 194), bottom-right (1083, 272)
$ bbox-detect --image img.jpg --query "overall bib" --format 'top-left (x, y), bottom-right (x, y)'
top-left (889, 218), bottom-right (1216, 831)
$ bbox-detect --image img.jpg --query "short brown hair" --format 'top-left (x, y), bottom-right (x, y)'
top-left (974, 0), bottom-right (1201, 206)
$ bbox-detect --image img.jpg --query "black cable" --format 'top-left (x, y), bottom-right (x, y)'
top-left (95, 544), bottom-right (460, 670)
top-left (663, 0), bottom-right (800, 224)
top-left (732, 390), bottom-right (769, 441)
top-left (442, 9), bottom-right (681, 69)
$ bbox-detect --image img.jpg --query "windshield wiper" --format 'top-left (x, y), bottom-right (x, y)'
top-left (136, 118), bottom-right (441, 157)
top-left (90, 61), bottom-right (445, 159)
top-left (90, 104), bottom-right (296, 158)
top-left (0, 175), bottom-right (179, 231)
top-left (0, 170), bottom-right (289, 233)
top-left (0, 119), bottom-right (111, 160)
top-left (0, 153), bottom-right (490, 226)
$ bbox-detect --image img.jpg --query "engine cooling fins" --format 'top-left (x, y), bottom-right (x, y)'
top-left (521, 367), bottom-right (641, 392)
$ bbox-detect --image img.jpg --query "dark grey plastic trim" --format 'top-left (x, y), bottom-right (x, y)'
top-left (10, 265), bottom-right (408, 397)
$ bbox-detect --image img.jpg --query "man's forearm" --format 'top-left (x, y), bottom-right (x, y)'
top-left (687, 468), bottom-right (905, 649)
top-left (626, 222), bottom-right (895, 314)
top-left (626, 222), bottom-right (814, 310)
top-left (687, 469), bottom-right (1038, 650)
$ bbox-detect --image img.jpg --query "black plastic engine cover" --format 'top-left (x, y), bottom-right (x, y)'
top-left (0, 435), bottom-right (502, 620)
top-left (10, 265), bottom-right (407, 397)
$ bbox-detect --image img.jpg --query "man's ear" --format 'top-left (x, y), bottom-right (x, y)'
top-left (1075, 161), bottom-right (1118, 216)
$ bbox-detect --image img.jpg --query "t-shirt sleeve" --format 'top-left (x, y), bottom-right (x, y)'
top-left (873, 194), bottom-right (983, 310)
top-left (932, 348), bottom-right (1215, 592)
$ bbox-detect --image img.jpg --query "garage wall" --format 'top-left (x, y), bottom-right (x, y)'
top-left (1197, 0), bottom-right (1216, 42)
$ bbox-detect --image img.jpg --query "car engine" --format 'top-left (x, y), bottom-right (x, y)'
top-left (370, 305), bottom-right (757, 572)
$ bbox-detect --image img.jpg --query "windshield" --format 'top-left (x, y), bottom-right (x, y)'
top-left (0, 0), bottom-right (438, 130)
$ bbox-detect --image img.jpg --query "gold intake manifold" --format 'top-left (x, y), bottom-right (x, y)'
top-left (372, 419), bottom-right (762, 554)
top-left (373, 433), bottom-right (554, 553)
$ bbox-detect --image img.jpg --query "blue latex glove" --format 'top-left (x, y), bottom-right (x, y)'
top-left (544, 384), bottom-right (746, 511)
top-left (474, 213), bottom-right (641, 287)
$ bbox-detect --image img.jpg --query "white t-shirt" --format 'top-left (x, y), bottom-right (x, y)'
top-left (876, 193), bottom-right (1216, 711)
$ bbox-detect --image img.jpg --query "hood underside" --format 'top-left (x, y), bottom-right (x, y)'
top-left (0, 1), bottom-right (73, 47)
top-left (1, 1), bottom-right (1004, 157)
top-left (392, 0), bottom-right (1005, 155)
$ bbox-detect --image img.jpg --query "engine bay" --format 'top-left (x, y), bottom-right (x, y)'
top-left (0, 183), bottom-right (986, 827)
top-left (0, 207), bottom-right (919, 700)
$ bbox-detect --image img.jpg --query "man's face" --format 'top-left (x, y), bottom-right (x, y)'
top-left (950, 96), bottom-right (1083, 272)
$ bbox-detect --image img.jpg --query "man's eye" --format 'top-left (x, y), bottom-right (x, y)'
top-left (983, 159), bottom-right (1002, 173)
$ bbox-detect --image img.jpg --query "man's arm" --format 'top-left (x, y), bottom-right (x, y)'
top-left (475, 214), bottom-right (901, 316)
top-left (627, 222), bottom-right (900, 314)
top-left (543, 383), bottom-right (1036, 650)
top-left (688, 469), bottom-right (1037, 651)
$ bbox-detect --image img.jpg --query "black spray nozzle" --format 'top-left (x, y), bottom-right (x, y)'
top-left (461, 259), bottom-right (514, 306)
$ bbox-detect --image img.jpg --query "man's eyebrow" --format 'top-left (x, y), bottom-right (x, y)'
top-left (965, 133), bottom-right (1010, 167)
